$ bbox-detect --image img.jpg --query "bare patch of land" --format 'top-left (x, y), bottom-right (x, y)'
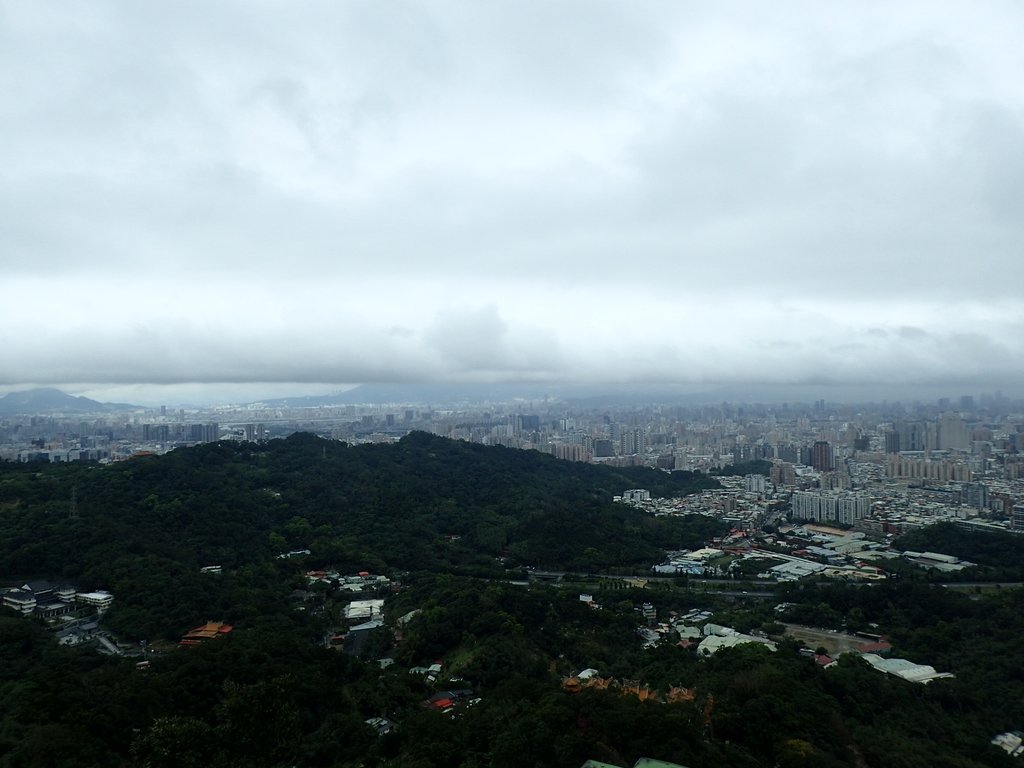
top-left (782, 623), bottom-right (864, 656)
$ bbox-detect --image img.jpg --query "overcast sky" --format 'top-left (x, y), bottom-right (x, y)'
top-left (3, 1), bottom-right (1023, 405)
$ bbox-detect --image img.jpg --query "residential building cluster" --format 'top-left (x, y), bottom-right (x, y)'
top-left (628, 595), bottom-right (952, 689)
top-left (0, 409), bottom-right (226, 462)
top-left (649, 520), bottom-right (978, 584)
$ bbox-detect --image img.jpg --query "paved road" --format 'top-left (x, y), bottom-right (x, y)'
top-left (940, 582), bottom-right (1024, 589)
top-left (544, 571), bottom-right (772, 587)
top-left (526, 571), bottom-right (1024, 600)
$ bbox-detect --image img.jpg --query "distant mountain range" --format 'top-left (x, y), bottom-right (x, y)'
top-left (0, 388), bottom-right (139, 415)
top-left (252, 383), bottom-right (558, 408)
top-left (251, 382), bottom-right (733, 408)
top-left (2, 380), bottom-right (990, 416)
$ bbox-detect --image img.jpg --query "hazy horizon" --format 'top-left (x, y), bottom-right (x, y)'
top-left (0, 380), bottom-right (1017, 410)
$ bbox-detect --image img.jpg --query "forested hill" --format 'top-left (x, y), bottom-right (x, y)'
top-left (0, 433), bottom-right (722, 629)
top-left (5, 437), bottom-right (1023, 767)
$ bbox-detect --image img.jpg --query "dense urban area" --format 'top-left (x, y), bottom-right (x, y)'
top-left (5, 387), bottom-right (1024, 541)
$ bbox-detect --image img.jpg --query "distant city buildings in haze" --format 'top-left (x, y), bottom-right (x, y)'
top-left (1, 386), bottom-right (1023, 537)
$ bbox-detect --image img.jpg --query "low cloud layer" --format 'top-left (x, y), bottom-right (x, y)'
top-left (2, 2), bottom-right (1023, 402)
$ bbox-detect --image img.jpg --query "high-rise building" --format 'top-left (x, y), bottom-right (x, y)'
top-left (811, 441), bottom-right (833, 472)
top-left (937, 414), bottom-right (969, 451)
top-left (770, 462), bottom-right (797, 486)
top-left (886, 455), bottom-right (972, 483)
top-left (897, 420), bottom-right (933, 451)
top-left (884, 431), bottom-right (900, 454)
top-left (791, 491), bottom-right (872, 525)
top-left (962, 482), bottom-right (989, 511)
top-left (518, 414), bottom-right (540, 431)
top-left (551, 443), bottom-right (589, 462)
top-left (819, 472), bottom-right (851, 491)
top-left (620, 428), bottom-right (646, 457)
top-left (1013, 505), bottom-right (1024, 531)
top-left (776, 444), bottom-right (800, 463)
top-left (745, 474), bottom-right (767, 494)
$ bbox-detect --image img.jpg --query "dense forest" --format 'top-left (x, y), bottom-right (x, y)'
top-left (3, 572), bottom-right (1023, 767)
top-left (710, 459), bottom-right (772, 477)
top-left (894, 522), bottom-right (1024, 580)
top-left (1, 435), bottom-right (1022, 767)
top-left (0, 432), bottom-right (722, 640)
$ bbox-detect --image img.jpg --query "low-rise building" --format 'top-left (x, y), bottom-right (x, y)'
top-left (180, 621), bottom-right (233, 646)
top-left (2, 588), bottom-right (36, 615)
top-left (344, 599), bottom-right (385, 621)
top-left (77, 590), bottom-right (114, 613)
top-left (860, 653), bottom-right (953, 684)
top-left (991, 731), bottom-right (1024, 758)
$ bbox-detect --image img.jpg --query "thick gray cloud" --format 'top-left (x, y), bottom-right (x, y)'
top-left (2, 0), bottom-right (1023, 402)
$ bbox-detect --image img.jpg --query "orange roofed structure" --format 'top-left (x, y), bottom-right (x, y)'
top-left (180, 621), bottom-right (233, 646)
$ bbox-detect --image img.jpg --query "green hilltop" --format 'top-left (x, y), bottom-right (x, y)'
top-left (0, 432), bottom-right (721, 640)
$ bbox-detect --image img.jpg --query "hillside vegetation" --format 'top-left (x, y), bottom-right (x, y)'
top-left (0, 432), bottom-right (722, 639)
top-left (0, 437), bottom-right (1022, 766)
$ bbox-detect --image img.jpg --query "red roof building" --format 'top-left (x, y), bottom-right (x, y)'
top-left (856, 641), bottom-right (893, 654)
top-left (180, 621), bottom-right (234, 646)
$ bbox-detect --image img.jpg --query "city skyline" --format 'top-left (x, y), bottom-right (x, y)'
top-left (3, 2), bottom-right (1023, 405)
